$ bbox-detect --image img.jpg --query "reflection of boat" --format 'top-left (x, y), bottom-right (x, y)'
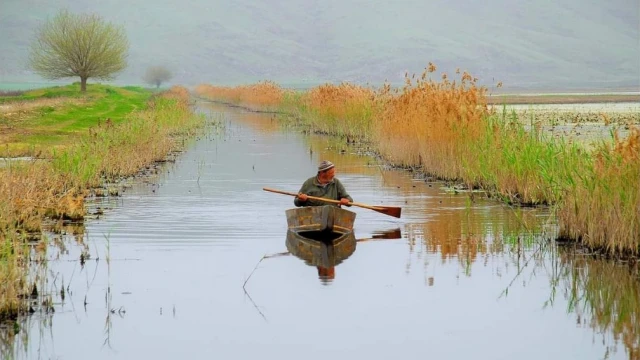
top-left (285, 229), bottom-right (357, 268)
top-left (285, 206), bottom-right (357, 281)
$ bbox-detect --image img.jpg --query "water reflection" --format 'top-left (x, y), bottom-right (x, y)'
top-left (282, 204), bottom-right (357, 285)
top-left (552, 251), bottom-right (640, 359)
top-left (283, 228), bottom-right (404, 284)
top-left (286, 231), bottom-right (356, 285)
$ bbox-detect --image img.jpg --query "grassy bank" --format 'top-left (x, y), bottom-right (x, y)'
top-left (193, 64), bottom-right (639, 256)
top-left (0, 83), bottom-right (151, 157)
top-left (0, 84), bottom-right (204, 322)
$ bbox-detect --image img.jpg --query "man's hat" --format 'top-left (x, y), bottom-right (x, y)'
top-left (318, 160), bottom-right (335, 172)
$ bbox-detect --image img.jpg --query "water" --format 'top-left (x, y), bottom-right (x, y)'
top-left (4, 102), bottom-right (638, 360)
top-left (489, 102), bottom-right (640, 113)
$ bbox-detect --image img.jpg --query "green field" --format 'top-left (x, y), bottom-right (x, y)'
top-left (0, 83), bottom-right (153, 156)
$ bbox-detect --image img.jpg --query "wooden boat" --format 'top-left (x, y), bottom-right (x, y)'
top-left (285, 205), bottom-right (357, 268)
top-left (285, 205), bottom-right (356, 234)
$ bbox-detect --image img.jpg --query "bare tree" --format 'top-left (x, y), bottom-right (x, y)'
top-left (142, 66), bottom-right (173, 89)
top-left (28, 10), bottom-right (129, 92)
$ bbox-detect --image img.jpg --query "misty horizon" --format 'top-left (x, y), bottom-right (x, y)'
top-left (1, 0), bottom-right (638, 92)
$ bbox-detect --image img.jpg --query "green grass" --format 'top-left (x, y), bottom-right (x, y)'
top-left (460, 112), bottom-right (592, 205)
top-left (0, 83), bottom-right (152, 156)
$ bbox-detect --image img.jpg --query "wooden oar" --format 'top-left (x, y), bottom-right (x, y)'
top-left (263, 187), bottom-right (402, 218)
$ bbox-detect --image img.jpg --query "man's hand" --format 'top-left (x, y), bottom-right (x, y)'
top-left (340, 198), bottom-right (351, 206)
top-left (297, 193), bottom-right (308, 202)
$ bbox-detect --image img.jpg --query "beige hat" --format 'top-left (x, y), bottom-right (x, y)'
top-left (318, 160), bottom-right (335, 172)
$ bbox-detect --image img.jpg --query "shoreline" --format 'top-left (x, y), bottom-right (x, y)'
top-left (487, 93), bottom-right (640, 105)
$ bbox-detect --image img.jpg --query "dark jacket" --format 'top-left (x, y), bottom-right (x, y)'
top-left (294, 176), bottom-right (353, 207)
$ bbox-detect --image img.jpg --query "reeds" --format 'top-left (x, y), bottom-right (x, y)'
top-left (195, 63), bottom-right (639, 255)
top-left (462, 112), bottom-right (591, 205)
top-left (52, 86), bottom-right (203, 187)
top-left (558, 128), bottom-right (640, 255)
top-left (194, 81), bottom-right (285, 111)
top-left (374, 65), bottom-right (489, 179)
top-left (297, 83), bottom-right (381, 140)
top-left (0, 233), bottom-right (31, 322)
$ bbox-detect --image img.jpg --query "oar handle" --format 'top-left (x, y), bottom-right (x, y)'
top-left (262, 187), bottom-right (383, 210)
top-left (263, 187), bottom-right (342, 205)
top-left (262, 187), bottom-right (303, 197)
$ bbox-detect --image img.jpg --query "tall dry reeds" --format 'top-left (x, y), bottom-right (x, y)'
top-left (374, 64), bottom-right (490, 180)
top-left (194, 81), bottom-right (285, 111)
top-left (1, 163), bottom-right (84, 232)
top-left (558, 128), bottom-right (640, 255)
top-left (298, 83), bottom-right (381, 140)
top-left (196, 63), bottom-right (638, 254)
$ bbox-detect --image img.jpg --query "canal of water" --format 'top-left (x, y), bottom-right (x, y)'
top-left (5, 101), bottom-right (638, 360)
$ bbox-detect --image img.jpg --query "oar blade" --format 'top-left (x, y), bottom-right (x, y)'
top-left (372, 228), bottom-right (402, 239)
top-left (373, 206), bottom-right (402, 218)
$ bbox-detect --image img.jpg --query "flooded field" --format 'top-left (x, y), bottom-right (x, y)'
top-left (493, 102), bottom-right (639, 113)
top-left (2, 102), bottom-right (638, 360)
top-left (488, 101), bottom-right (640, 149)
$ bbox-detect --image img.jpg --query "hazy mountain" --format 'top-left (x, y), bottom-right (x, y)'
top-left (0, 0), bottom-right (638, 91)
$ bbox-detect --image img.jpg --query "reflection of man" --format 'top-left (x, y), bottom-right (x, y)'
top-left (317, 266), bottom-right (335, 283)
top-left (294, 160), bottom-right (353, 207)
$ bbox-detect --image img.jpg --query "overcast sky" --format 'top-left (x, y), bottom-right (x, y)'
top-left (1, 0), bottom-right (638, 90)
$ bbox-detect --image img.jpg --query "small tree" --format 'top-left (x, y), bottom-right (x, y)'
top-left (143, 66), bottom-right (173, 89)
top-left (28, 10), bottom-right (129, 92)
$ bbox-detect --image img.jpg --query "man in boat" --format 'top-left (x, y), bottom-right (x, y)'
top-left (294, 160), bottom-right (353, 207)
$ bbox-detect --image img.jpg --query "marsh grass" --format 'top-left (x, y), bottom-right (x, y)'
top-left (194, 81), bottom-right (285, 112)
top-left (52, 87), bottom-right (203, 186)
top-left (195, 63), bottom-right (639, 255)
top-left (194, 82), bottom-right (381, 140)
top-left (296, 83), bottom-right (380, 141)
top-left (558, 128), bottom-right (639, 255)
top-left (0, 85), bottom-right (204, 324)
top-left (0, 236), bottom-right (29, 321)
top-left (462, 112), bottom-right (591, 205)
top-left (373, 66), bottom-right (491, 181)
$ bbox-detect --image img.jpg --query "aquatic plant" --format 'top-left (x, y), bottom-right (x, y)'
top-left (558, 128), bottom-right (640, 255)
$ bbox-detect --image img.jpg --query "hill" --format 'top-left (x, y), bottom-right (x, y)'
top-left (0, 0), bottom-right (638, 91)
